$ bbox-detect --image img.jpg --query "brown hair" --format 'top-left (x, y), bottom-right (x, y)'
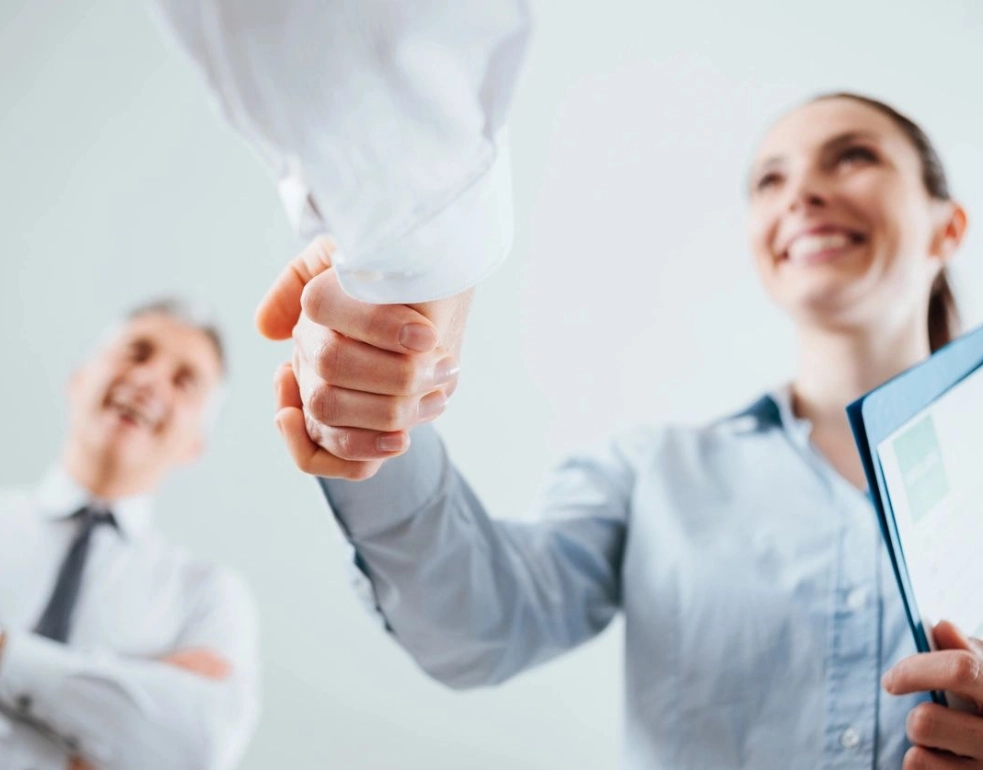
top-left (810, 92), bottom-right (960, 352)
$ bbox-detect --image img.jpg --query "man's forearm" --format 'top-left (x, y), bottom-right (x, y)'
top-left (0, 630), bottom-right (256, 770)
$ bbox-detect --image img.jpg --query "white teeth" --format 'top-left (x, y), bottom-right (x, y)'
top-left (787, 233), bottom-right (855, 262)
top-left (108, 395), bottom-right (161, 430)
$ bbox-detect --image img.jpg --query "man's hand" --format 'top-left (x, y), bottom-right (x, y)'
top-left (257, 237), bottom-right (472, 480)
top-left (161, 648), bottom-right (232, 680)
top-left (883, 620), bottom-right (983, 767)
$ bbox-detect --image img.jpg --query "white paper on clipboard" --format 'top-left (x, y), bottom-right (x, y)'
top-left (876, 364), bottom-right (983, 643)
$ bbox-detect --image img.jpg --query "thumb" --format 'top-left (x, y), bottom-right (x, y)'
top-left (255, 236), bottom-right (336, 340)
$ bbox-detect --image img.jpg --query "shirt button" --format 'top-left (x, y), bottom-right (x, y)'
top-left (846, 587), bottom-right (869, 611)
top-left (16, 694), bottom-right (32, 714)
top-left (841, 726), bottom-right (862, 749)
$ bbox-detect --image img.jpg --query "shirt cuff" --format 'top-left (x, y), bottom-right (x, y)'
top-left (0, 632), bottom-right (62, 716)
top-left (319, 424), bottom-right (448, 540)
top-left (284, 143), bottom-right (516, 305)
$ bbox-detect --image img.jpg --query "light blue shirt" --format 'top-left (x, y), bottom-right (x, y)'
top-left (321, 390), bottom-right (926, 769)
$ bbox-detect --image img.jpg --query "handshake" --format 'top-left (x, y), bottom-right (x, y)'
top-left (256, 237), bottom-right (472, 480)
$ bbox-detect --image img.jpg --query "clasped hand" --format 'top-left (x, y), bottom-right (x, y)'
top-left (255, 237), bottom-right (470, 480)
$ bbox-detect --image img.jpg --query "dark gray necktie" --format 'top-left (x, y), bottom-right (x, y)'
top-left (34, 506), bottom-right (116, 643)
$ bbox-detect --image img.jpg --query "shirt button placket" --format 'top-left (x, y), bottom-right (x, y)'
top-left (822, 514), bottom-right (880, 769)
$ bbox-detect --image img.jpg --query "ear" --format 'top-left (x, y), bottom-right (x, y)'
top-left (67, 366), bottom-right (85, 399)
top-left (178, 434), bottom-right (206, 466)
top-left (930, 201), bottom-right (969, 265)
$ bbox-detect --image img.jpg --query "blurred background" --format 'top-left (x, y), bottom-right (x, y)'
top-left (1, 0), bottom-right (981, 766)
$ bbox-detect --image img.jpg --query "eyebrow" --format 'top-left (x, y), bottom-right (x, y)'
top-left (748, 130), bottom-right (882, 189)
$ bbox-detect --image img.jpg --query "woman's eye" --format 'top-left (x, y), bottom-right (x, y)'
top-left (838, 146), bottom-right (878, 167)
top-left (755, 172), bottom-right (782, 192)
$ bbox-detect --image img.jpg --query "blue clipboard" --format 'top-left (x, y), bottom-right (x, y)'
top-left (847, 322), bottom-right (983, 707)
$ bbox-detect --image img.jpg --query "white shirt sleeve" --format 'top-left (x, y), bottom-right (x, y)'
top-left (0, 569), bottom-right (260, 770)
top-left (150, 0), bottom-right (532, 304)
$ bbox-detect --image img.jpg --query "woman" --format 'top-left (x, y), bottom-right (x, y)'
top-left (265, 93), bottom-right (979, 769)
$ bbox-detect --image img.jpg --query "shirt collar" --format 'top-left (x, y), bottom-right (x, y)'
top-left (724, 385), bottom-right (814, 444)
top-left (34, 466), bottom-right (155, 539)
top-left (770, 384), bottom-right (815, 444)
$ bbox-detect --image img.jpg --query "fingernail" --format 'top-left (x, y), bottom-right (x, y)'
top-left (400, 324), bottom-right (437, 353)
top-left (376, 433), bottom-right (407, 453)
top-left (432, 357), bottom-right (460, 387)
top-left (418, 391), bottom-right (447, 421)
top-left (274, 415), bottom-right (284, 433)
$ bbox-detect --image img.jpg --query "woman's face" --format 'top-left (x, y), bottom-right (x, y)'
top-left (748, 98), bottom-right (962, 336)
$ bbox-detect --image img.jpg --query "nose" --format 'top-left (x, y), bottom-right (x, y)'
top-left (784, 168), bottom-right (829, 214)
top-left (124, 359), bottom-right (170, 398)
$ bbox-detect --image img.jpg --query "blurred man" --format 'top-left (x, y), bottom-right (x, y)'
top-left (0, 299), bottom-right (260, 770)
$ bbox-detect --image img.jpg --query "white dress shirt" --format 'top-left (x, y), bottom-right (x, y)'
top-left (151, 0), bottom-right (531, 304)
top-left (0, 468), bottom-right (260, 770)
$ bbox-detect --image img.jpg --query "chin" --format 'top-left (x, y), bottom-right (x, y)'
top-left (788, 289), bottom-right (879, 335)
top-left (771, 257), bottom-right (876, 308)
top-left (86, 423), bottom-right (151, 465)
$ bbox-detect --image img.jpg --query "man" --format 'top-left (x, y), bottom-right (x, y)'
top-left (0, 299), bottom-right (260, 770)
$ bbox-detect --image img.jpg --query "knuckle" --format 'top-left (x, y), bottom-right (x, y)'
top-left (903, 746), bottom-right (930, 770)
top-left (380, 398), bottom-right (413, 431)
top-left (314, 331), bottom-right (345, 381)
top-left (332, 429), bottom-right (359, 460)
top-left (366, 305), bottom-right (398, 344)
top-left (395, 359), bottom-right (429, 394)
top-left (303, 412), bottom-right (323, 444)
top-left (951, 651), bottom-right (982, 685)
top-left (905, 704), bottom-right (935, 743)
top-left (308, 385), bottom-right (339, 425)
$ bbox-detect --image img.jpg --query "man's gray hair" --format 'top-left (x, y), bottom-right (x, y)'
top-left (125, 297), bottom-right (228, 378)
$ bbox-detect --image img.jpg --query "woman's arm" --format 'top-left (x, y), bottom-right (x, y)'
top-left (322, 424), bottom-right (632, 688)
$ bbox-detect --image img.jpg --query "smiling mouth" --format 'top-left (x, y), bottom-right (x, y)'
top-left (105, 394), bottom-right (164, 432)
top-left (782, 230), bottom-right (866, 264)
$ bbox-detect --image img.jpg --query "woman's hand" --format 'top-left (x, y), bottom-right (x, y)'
top-left (257, 237), bottom-right (470, 480)
top-left (884, 620), bottom-right (983, 768)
